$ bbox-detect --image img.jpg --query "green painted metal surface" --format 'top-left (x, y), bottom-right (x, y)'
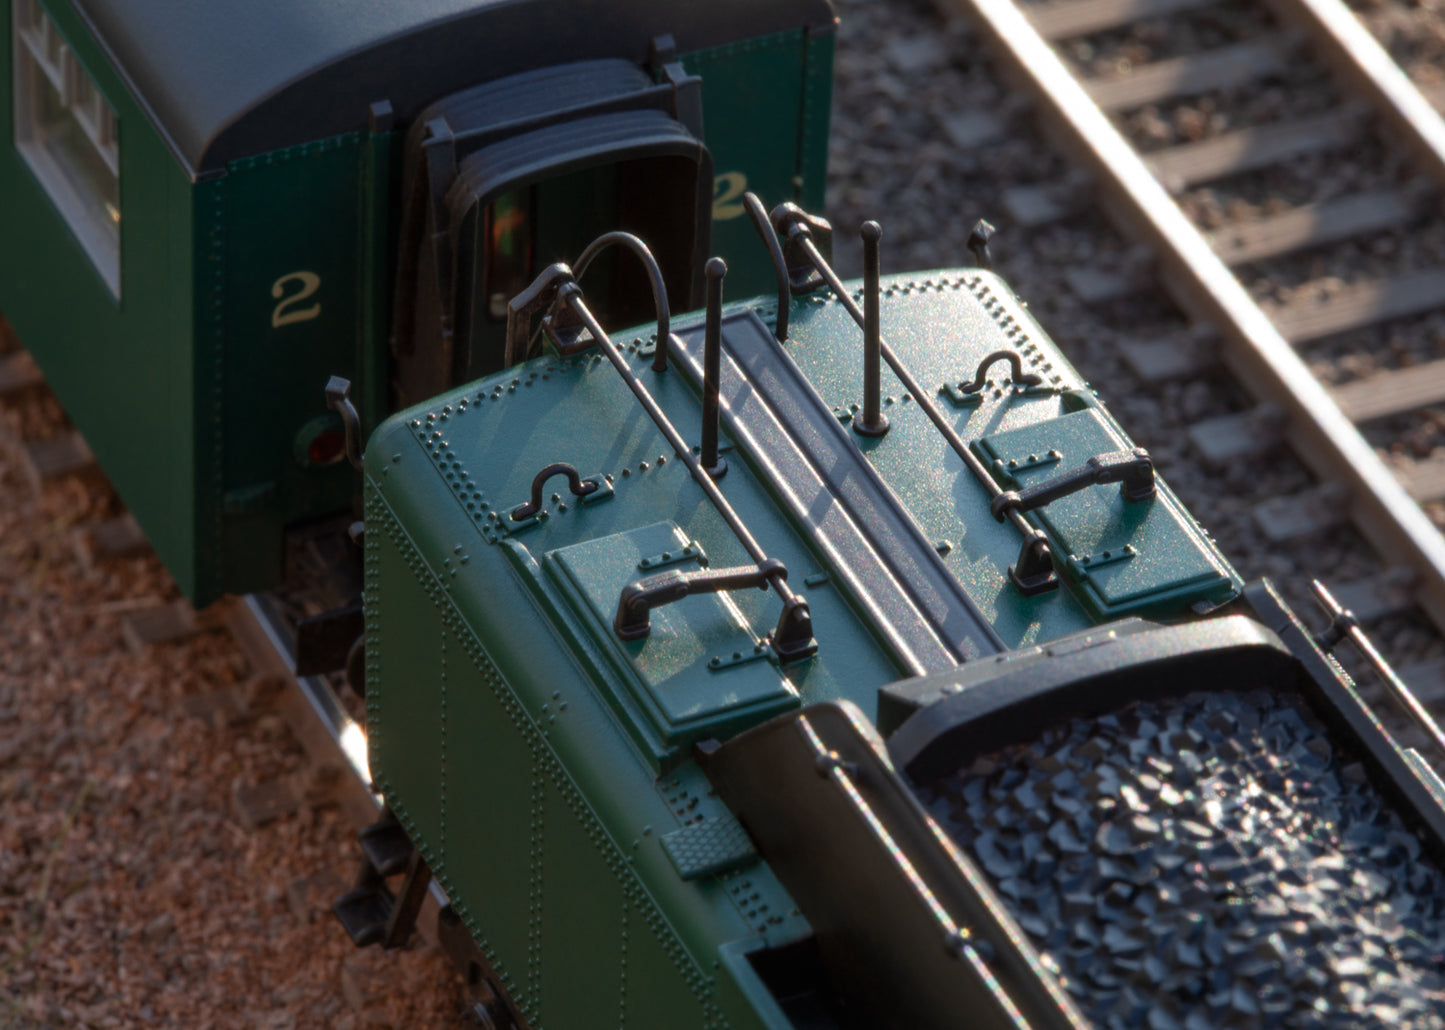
top-left (688, 26), bottom-right (833, 299)
top-left (0, 0), bottom-right (201, 595)
top-left (974, 406), bottom-right (1238, 619)
top-left (772, 272), bottom-right (1219, 649)
top-left (0, 2), bottom-right (382, 603)
top-left (548, 520), bottom-right (801, 766)
top-left (209, 134), bottom-right (372, 596)
top-left (364, 267), bottom-right (1240, 1025)
top-left (366, 483), bottom-right (812, 1028)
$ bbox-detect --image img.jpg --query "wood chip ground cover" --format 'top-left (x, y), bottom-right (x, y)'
top-left (0, 400), bottom-right (466, 1027)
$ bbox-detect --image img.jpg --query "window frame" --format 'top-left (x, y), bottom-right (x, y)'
top-left (12, 0), bottom-right (121, 297)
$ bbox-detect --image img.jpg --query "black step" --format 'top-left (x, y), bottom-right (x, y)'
top-left (359, 817), bottom-right (412, 877)
top-left (333, 886), bottom-right (393, 947)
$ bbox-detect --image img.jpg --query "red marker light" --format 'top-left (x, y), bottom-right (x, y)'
top-left (308, 429), bottom-right (345, 466)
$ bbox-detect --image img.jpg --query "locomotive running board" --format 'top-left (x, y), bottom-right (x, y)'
top-left (672, 309), bottom-right (1005, 678)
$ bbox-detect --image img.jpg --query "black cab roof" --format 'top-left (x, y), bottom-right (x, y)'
top-left (74, 0), bottom-right (836, 176)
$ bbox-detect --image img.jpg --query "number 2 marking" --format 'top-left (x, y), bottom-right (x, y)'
top-left (712, 172), bottom-right (748, 221)
top-left (271, 271), bottom-right (321, 328)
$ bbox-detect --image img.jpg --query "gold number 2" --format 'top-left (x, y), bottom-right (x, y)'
top-left (271, 271), bottom-right (322, 328)
top-left (712, 172), bottom-right (748, 221)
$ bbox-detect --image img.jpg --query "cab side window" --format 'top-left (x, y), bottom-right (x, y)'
top-left (12, 0), bottom-right (120, 296)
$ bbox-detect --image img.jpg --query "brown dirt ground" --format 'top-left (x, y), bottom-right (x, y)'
top-left (0, 381), bottom-right (469, 1027)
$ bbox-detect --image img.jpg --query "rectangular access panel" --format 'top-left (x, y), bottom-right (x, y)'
top-left (546, 520), bottom-right (801, 769)
top-left (974, 407), bottom-right (1237, 620)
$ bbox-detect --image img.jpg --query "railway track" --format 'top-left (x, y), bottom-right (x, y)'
top-left (878, 0), bottom-right (1445, 697)
top-left (1346, 0), bottom-right (1445, 116)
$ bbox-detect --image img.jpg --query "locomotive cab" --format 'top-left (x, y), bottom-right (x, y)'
top-left (389, 53), bottom-right (715, 409)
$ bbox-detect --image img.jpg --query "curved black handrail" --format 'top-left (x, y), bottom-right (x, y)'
top-left (742, 192), bottom-right (791, 342)
top-left (770, 202), bottom-right (1059, 595)
top-left (572, 231), bottom-right (673, 372)
top-left (957, 349), bottom-right (1043, 395)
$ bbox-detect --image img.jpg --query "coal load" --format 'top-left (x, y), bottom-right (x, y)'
top-left (920, 690), bottom-right (1445, 1029)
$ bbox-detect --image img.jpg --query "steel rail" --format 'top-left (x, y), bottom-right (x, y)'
top-left (237, 594), bottom-right (378, 805)
top-left (1265, 0), bottom-right (1445, 183)
top-left (945, 0), bottom-right (1445, 638)
top-left (225, 594), bottom-right (452, 941)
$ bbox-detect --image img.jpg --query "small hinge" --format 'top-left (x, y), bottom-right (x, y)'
top-left (940, 382), bottom-right (985, 408)
top-left (1067, 544), bottom-right (1138, 579)
top-left (708, 643), bottom-right (771, 671)
top-left (992, 449), bottom-right (1063, 484)
top-left (638, 540), bottom-right (708, 572)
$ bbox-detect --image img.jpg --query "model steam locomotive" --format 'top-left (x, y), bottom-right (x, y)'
top-left (343, 196), bottom-right (1445, 1028)
top-left (8, 2), bottom-right (1445, 1027)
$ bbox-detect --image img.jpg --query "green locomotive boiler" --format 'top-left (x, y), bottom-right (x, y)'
top-left (0, 0), bottom-right (835, 603)
top-left (345, 201), bottom-right (1445, 1027)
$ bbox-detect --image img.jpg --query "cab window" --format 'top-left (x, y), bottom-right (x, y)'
top-left (12, 0), bottom-right (120, 296)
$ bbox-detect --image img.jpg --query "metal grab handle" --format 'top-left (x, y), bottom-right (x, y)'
top-left (771, 202), bottom-right (1060, 595)
top-left (500, 241), bottom-right (819, 663)
top-left (502, 232), bottom-right (673, 371)
top-left (795, 719), bottom-right (1003, 986)
top-left (990, 448), bottom-right (1155, 521)
top-left (770, 202), bottom-right (835, 295)
top-left (1312, 580), bottom-right (1445, 762)
top-left (957, 349), bottom-right (1043, 395)
top-left (325, 376), bottom-right (364, 470)
top-left (544, 272), bottom-right (818, 663)
top-left (742, 192), bottom-right (791, 343)
top-left (615, 559), bottom-right (786, 640)
top-left (511, 462), bottom-right (598, 521)
top-left (572, 232), bottom-right (673, 372)
top-left (503, 263), bottom-right (574, 368)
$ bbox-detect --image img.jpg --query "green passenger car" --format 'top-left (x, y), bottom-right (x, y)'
top-left (0, 0), bottom-right (835, 603)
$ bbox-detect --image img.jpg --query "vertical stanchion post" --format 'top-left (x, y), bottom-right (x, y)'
top-left (855, 221), bottom-right (889, 438)
top-left (701, 257), bottom-right (728, 478)
top-left (967, 219), bottom-right (995, 270)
